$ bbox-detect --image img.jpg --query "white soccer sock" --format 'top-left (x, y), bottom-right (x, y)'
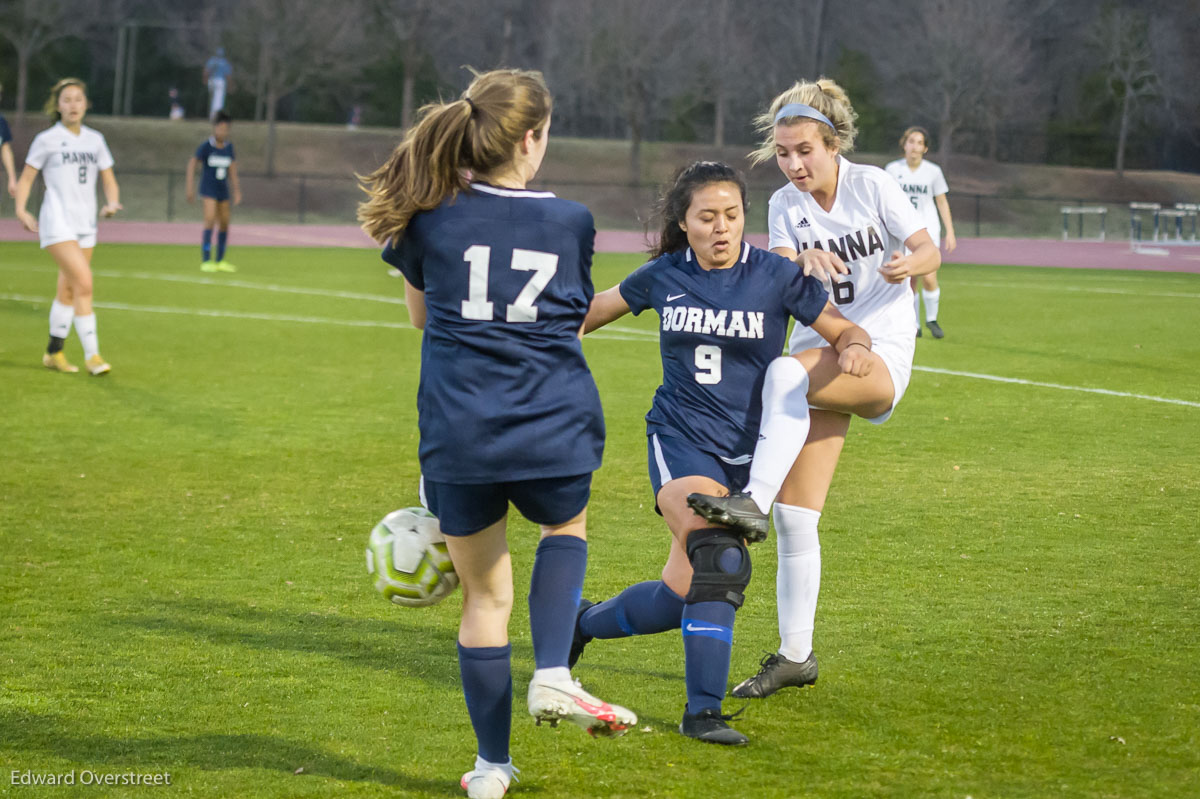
top-left (73, 314), bottom-right (99, 359)
top-left (923, 288), bottom-right (941, 322)
top-left (49, 300), bottom-right (75, 339)
top-left (532, 666), bottom-right (572, 685)
top-left (912, 288), bottom-right (921, 326)
top-left (744, 357), bottom-right (810, 514)
top-left (774, 502), bottom-right (821, 663)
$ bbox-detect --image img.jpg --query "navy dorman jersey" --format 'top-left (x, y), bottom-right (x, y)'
top-left (195, 138), bottom-right (235, 198)
top-left (620, 242), bottom-right (829, 459)
top-left (383, 182), bottom-right (604, 484)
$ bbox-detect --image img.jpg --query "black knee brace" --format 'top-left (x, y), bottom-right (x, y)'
top-left (685, 527), bottom-right (752, 609)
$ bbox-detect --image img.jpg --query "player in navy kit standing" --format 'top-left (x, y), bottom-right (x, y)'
top-left (689, 79), bottom-right (941, 701)
top-left (579, 161), bottom-right (873, 744)
top-left (358, 68), bottom-right (635, 799)
top-left (186, 110), bottom-right (241, 272)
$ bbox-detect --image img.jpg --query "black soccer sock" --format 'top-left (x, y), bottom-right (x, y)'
top-left (46, 335), bottom-right (66, 354)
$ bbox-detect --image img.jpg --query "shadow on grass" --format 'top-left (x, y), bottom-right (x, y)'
top-left (98, 597), bottom-right (468, 689)
top-left (0, 708), bottom-right (448, 792)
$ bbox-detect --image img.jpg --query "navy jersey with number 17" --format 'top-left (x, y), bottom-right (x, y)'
top-left (620, 242), bottom-right (829, 458)
top-left (383, 182), bottom-right (604, 484)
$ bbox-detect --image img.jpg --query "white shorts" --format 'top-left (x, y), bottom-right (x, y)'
top-left (40, 204), bottom-right (97, 249)
top-left (40, 229), bottom-right (97, 250)
top-left (787, 328), bottom-right (915, 426)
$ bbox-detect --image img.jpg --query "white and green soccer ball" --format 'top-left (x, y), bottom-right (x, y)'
top-left (366, 507), bottom-right (458, 607)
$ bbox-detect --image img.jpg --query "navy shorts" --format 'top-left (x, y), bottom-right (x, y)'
top-left (199, 185), bottom-right (230, 202)
top-left (421, 473), bottom-right (592, 536)
top-left (647, 432), bottom-right (750, 511)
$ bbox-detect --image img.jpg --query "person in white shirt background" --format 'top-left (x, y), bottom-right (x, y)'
top-left (885, 126), bottom-right (957, 338)
top-left (14, 77), bottom-right (122, 376)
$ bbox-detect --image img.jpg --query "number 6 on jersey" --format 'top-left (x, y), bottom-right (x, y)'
top-left (461, 245), bottom-right (559, 322)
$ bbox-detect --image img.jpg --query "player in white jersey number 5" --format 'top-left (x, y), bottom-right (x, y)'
top-left (885, 126), bottom-right (957, 338)
top-left (14, 78), bottom-right (122, 376)
top-left (688, 78), bottom-right (941, 699)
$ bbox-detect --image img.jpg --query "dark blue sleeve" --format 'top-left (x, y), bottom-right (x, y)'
top-left (194, 142), bottom-right (208, 160)
top-left (228, 143), bottom-right (236, 161)
top-left (382, 234), bottom-right (424, 290)
top-left (780, 260), bottom-right (830, 327)
top-left (618, 259), bottom-right (659, 316)
top-left (0, 117), bottom-right (11, 145)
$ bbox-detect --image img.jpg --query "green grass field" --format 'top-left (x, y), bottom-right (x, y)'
top-left (1, 244), bottom-right (1198, 798)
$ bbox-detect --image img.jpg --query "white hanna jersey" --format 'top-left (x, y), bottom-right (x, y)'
top-left (884, 158), bottom-right (948, 238)
top-left (26, 122), bottom-right (115, 244)
top-left (769, 155), bottom-right (926, 352)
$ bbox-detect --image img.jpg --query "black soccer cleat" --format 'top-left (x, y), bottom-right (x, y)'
top-left (568, 599), bottom-right (595, 668)
top-left (926, 320), bottom-right (945, 339)
top-left (678, 707), bottom-right (749, 746)
top-left (686, 491), bottom-right (769, 542)
top-left (916, 325), bottom-right (923, 338)
top-left (731, 651), bottom-right (818, 699)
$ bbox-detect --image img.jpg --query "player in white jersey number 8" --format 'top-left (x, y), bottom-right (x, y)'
top-left (14, 78), bottom-right (122, 376)
top-left (688, 78), bottom-right (941, 700)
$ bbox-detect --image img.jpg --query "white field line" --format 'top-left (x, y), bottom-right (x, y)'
top-left (914, 365), bottom-right (1200, 408)
top-left (953, 280), bottom-right (1200, 300)
top-left (0, 293), bottom-right (654, 342)
top-left (3, 269), bottom-right (1197, 407)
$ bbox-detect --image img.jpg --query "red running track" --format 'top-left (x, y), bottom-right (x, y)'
top-left (1, 220), bottom-right (1198, 273)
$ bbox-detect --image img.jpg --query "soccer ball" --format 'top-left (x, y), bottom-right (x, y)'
top-left (366, 507), bottom-right (458, 607)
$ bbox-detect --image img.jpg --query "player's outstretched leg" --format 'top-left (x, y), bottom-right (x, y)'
top-left (459, 756), bottom-right (518, 799)
top-left (731, 651), bottom-right (818, 699)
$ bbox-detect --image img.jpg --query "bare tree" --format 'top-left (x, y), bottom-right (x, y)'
top-left (0, 0), bottom-right (99, 119)
top-left (588, 0), bottom-right (690, 184)
top-left (1090, 6), bottom-right (1160, 177)
top-left (877, 0), bottom-right (1035, 158)
top-left (231, 0), bottom-right (368, 174)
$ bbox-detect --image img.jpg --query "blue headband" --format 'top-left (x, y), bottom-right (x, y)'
top-left (774, 103), bottom-right (835, 130)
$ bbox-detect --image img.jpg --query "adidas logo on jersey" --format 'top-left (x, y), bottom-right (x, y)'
top-left (796, 217), bottom-right (811, 229)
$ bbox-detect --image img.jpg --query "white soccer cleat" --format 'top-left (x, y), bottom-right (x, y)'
top-left (459, 757), bottom-right (517, 799)
top-left (527, 676), bottom-right (636, 738)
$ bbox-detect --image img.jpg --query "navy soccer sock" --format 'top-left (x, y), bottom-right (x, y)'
top-left (202, 229), bottom-right (213, 261)
top-left (527, 535), bottom-right (587, 669)
top-left (682, 601), bottom-right (736, 714)
top-left (457, 643), bottom-right (512, 764)
top-left (216, 231), bottom-right (228, 261)
top-left (580, 580), bottom-right (685, 639)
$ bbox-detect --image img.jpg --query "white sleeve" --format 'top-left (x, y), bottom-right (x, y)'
top-left (767, 198), bottom-right (798, 251)
top-left (931, 164), bottom-right (948, 196)
top-left (97, 134), bottom-right (115, 170)
top-left (25, 133), bottom-right (48, 170)
top-left (877, 175), bottom-right (926, 244)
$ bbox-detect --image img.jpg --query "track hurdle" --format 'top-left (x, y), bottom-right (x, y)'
top-left (1129, 202), bottom-right (1161, 251)
top-left (1061, 206), bottom-right (1107, 241)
